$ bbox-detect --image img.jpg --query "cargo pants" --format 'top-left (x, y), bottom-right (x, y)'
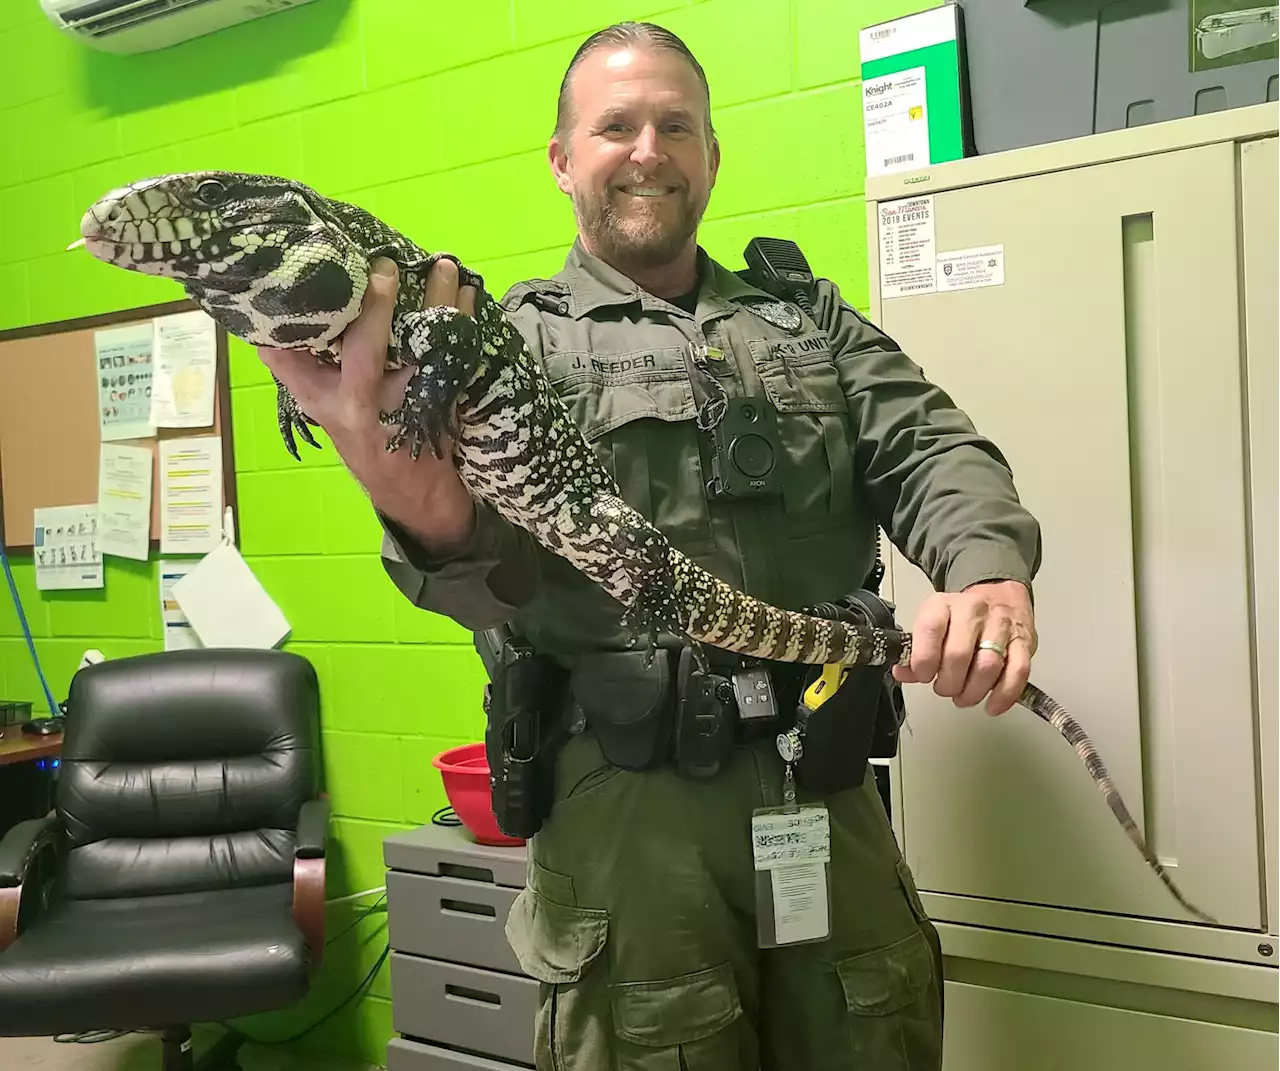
top-left (504, 727), bottom-right (944, 1070)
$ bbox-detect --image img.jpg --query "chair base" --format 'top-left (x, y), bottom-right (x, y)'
top-left (160, 1026), bottom-right (244, 1071)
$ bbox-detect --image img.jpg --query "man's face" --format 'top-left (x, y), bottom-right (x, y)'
top-left (549, 45), bottom-right (720, 272)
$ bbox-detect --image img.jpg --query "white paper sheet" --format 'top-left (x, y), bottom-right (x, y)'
top-left (172, 541), bottom-right (290, 650)
top-left (150, 310), bottom-right (217, 429)
top-left (33, 505), bottom-right (103, 591)
top-left (159, 559), bottom-right (203, 651)
top-left (936, 244), bottom-right (1006, 292)
top-left (96, 443), bottom-right (153, 561)
top-left (94, 322), bottom-right (156, 441)
top-left (159, 435), bottom-right (223, 555)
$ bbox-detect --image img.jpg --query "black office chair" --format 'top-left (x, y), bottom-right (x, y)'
top-left (0, 648), bottom-right (328, 1070)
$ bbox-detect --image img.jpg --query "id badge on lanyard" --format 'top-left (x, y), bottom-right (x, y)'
top-left (750, 726), bottom-right (833, 948)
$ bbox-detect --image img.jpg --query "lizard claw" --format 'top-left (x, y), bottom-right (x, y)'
top-left (381, 306), bottom-right (480, 460)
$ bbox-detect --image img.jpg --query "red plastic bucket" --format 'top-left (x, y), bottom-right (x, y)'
top-left (432, 742), bottom-right (525, 847)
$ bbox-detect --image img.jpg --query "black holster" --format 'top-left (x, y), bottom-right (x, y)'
top-left (794, 590), bottom-right (908, 795)
top-left (483, 636), bottom-right (569, 840)
top-left (569, 649), bottom-right (674, 771)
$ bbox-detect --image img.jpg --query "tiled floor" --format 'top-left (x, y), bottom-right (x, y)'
top-left (1, 1031), bottom-right (379, 1070)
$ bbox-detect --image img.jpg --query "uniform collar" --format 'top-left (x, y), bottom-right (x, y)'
top-left (557, 238), bottom-right (775, 320)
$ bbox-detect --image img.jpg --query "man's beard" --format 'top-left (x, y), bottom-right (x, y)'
top-left (572, 184), bottom-right (707, 272)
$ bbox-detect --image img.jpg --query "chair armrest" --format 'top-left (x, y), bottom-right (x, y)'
top-left (0, 816), bottom-right (61, 954)
top-left (0, 816), bottom-right (61, 888)
top-left (292, 797), bottom-right (329, 971)
top-left (295, 797), bottom-right (330, 859)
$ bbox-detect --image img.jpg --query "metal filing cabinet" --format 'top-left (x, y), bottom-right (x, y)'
top-left (382, 824), bottom-right (537, 1070)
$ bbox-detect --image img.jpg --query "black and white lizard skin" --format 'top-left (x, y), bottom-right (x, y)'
top-left (74, 170), bottom-right (1214, 925)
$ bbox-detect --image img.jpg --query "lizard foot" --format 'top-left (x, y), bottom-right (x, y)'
top-left (381, 306), bottom-right (482, 460)
top-left (275, 375), bottom-right (321, 461)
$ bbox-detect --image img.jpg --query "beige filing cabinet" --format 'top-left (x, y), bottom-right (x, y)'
top-left (382, 824), bottom-right (536, 1070)
top-left (865, 103), bottom-right (1279, 1069)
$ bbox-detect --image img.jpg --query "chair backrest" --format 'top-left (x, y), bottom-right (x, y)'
top-left (55, 648), bottom-right (321, 901)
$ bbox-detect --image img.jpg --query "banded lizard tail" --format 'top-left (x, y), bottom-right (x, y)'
top-left (73, 171), bottom-right (1215, 925)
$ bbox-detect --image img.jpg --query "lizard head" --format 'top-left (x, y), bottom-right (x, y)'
top-left (77, 170), bottom-right (370, 355)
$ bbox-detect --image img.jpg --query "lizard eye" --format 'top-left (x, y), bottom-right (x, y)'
top-left (194, 179), bottom-right (228, 207)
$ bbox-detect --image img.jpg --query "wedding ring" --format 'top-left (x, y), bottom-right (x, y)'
top-left (977, 639), bottom-right (1008, 659)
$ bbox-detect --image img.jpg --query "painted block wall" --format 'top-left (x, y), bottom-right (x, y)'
top-left (0, 0), bottom-right (932, 1063)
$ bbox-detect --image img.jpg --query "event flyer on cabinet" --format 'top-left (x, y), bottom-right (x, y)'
top-left (878, 196), bottom-right (937, 298)
top-left (879, 195), bottom-right (1005, 298)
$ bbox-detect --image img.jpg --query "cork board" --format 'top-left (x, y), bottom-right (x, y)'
top-left (0, 299), bottom-right (237, 553)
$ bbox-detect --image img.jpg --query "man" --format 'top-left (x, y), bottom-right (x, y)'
top-left (260, 21), bottom-right (1040, 1070)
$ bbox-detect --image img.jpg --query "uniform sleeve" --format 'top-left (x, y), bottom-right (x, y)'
top-left (376, 296), bottom-right (548, 631)
top-left (817, 279), bottom-right (1042, 594)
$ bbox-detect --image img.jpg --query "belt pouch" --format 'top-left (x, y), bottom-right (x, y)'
top-left (570, 649), bottom-right (672, 771)
top-left (672, 645), bottom-right (735, 780)
top-left (796, 589), bottom-right (903, 794)
top-left (795, 664), bottom-right (880, 795)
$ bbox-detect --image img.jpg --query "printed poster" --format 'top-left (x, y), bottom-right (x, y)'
top-left (159, 436), bottom-right (223, 555)
top-left (1190, 1), bottom-right (1278, 72)
top-left (94, 322), bottom-right (155, 441)
top-left (97, 443), bottom-right (153, 561)
top-left (33, 505), bottom-right (103, 591)
top-left (159, 559), bottom-right (203, 651)
top-left (878, 195), bottom-right (937, 299)
top-left (150, 310), bottom-right (218, 429)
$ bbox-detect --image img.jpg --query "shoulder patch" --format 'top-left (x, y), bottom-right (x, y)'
top-left (738, 296), bottom-right (805, 334)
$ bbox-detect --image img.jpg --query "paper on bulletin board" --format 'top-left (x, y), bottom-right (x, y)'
top-left (97, 442), bottom-right (153, 561)
top-left (33, 504), bottom-right (103, 591)
top-left (159, 435), bottom-right (223, 555)
top-left (94, 322), bottom-right (156, 441)
top-left (150, 310), bottom-right (217, 429)
top-left (159, 559), bottom-right (203, 651)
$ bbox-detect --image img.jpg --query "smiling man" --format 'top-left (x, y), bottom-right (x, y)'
top-left (263, 19), bottom-right (1042, 1071)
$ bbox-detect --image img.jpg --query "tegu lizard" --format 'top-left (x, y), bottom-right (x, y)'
top-left (71, 170), bottom-right (1217, 926)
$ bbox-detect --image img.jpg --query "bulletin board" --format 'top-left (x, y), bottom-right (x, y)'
top-left (0, 298), bottom-right (237, 553)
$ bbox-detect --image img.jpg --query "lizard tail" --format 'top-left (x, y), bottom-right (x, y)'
top-left (669, 551), bottom-right (911, 667)
top-left (1020, 683), bottom-right (1218, 925)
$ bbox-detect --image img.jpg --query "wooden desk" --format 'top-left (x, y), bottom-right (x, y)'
top-left (0, 725), bottom-right (62, 766)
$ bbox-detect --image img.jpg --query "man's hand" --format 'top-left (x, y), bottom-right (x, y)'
top-left (892, 579), bottom-right (1036, 716)
top-left (256, 256), bottom-right (479, 558)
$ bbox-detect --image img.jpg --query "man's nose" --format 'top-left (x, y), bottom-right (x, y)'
top-left (630, 124), bottom-right (664, 167)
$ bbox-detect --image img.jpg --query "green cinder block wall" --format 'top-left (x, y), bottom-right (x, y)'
top-left (0, 0), bottom-right (932, 1063)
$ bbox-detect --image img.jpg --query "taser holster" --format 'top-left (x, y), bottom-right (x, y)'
top-left (793, 589), bottom-right (908, 795)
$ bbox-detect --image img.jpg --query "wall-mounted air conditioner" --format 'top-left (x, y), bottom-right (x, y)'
top-left (39, 0), bottom-right (321, 54)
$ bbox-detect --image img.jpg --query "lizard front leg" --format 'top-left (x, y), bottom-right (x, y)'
top-left (381, 305), bottom-right (482, 460)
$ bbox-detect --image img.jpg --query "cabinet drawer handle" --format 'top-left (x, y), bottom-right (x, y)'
top-left (440, 898), bottom-right (497, 918)
top-left (445, 983), bottom-right (501, 1007)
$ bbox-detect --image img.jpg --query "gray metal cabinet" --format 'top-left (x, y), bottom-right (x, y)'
top-left (864, 102), bottom-right (1279, 1069)
top-left (382, 824), bottom-right (536, 1071)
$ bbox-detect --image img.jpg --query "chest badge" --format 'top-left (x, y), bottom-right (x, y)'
top-left (750, 299), bottom-right (804, 334)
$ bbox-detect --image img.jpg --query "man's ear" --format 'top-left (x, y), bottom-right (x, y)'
top-left (548, 136), bottom-right (572, 196)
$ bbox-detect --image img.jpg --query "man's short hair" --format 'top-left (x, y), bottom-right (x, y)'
top-left (555, 21), bottom-right (715, 141)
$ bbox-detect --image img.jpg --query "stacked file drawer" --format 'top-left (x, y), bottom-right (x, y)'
top-left (383, 823), bottom-right (536, 1070)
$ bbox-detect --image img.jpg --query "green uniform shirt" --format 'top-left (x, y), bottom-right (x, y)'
top-left (380, 238), bottom-right (1041, 659)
